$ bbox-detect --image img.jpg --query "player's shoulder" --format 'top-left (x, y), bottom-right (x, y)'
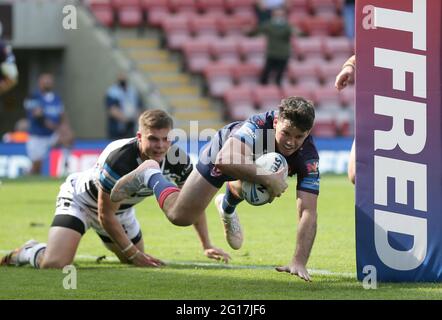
top-left (246, 110), bottom-right (276, 129)
top-left (299, 135), bottom-right (319, 159)
top-left (100, 138), bottom-right (140, 176)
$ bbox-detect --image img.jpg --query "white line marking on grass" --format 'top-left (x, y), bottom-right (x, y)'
top-left (0, 250), bottom-right (355, 278)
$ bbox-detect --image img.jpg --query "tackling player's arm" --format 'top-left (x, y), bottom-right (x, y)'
top-left (192, 212), bottom-right (231, 263)
top-left (97, 189), bottom-right (163, 267)
top-left (172, 150), bottom-right (231, 263)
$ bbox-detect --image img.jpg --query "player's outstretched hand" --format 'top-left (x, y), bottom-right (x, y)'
top-left (204, 246), bottom-right (231, 263)
top-left (335, 65), bottom-right (355, 91)
top-left (275, 263), bottom-right (312, 282)
top-left (266, 168), bottom-right (288, 203)
top-left (132, 251), bottom-right (165, 268)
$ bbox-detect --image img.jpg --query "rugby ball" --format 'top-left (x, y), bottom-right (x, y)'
top-left (242, 152), bottom-right (288, 206)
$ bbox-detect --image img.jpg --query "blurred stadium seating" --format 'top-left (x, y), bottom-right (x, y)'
top-left (84, 0), bottom-right (355, 137)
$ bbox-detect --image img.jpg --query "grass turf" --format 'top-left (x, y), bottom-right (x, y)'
top-left (0, 176), bottom-right (441, 299)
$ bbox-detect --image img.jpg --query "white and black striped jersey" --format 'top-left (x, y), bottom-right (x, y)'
top-left (74, 138), bottom-right (192, 215)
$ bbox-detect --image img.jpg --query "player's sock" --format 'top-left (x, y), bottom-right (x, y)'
top-left (147, 173), bottom-right (180, 209)
top-left (142, 167), bottom-right (162, 186)
top-left (28, 243), bottom-right (47, 268)
top-left (222, 182), bottom-right (244, 215)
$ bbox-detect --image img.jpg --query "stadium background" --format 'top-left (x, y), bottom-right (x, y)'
top-left (0, 0), bottom-right (353, 178)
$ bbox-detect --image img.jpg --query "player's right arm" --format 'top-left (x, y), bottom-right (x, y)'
top-left (215, 136), bottom-right (288, 201)
top-left (97, 189), bottom-right (164, 267)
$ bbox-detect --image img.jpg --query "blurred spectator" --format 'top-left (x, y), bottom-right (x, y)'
top-left (0, 40), bottom-right (18, 96)
top-left (255, 0), bottom-right (286, 25)
top-left (2, 118), bottom-right (28, 143)
top-left (105, 72), bottom-right (144, 139)
top-left (247, 7), bottom-right (295, 86)
top-left (344, 0), bottom-right (355, 39)
top-left (24, 73), bottom-right (74, 175)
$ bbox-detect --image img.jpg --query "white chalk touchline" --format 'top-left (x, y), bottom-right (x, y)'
top-left (0, 250), bottom-right (355, 278)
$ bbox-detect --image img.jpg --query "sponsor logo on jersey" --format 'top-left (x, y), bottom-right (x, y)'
top-left (210, 166), bottom-right (222, 177)
top-left (306, 160), bottom-right (319, 175)
top-left (255, 119), bottom-right (265, 127)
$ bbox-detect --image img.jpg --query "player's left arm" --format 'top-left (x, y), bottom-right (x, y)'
top-left (276, 191), bottom-right (317, 281)
top-left (172, 147), bottom-right (231, 263)
top-left (192, 212), bottom-right (231, 263)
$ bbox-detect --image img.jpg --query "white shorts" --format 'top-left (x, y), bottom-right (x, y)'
top-left (51, 173), bottom-right (142, 244)
top-left (26, 134), bottom-right (59, 161)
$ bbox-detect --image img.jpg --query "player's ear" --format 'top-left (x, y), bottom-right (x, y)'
top-left (136, 131), bottom-right (142, 141)
top-left (273, 117), bottom-right (278, 129)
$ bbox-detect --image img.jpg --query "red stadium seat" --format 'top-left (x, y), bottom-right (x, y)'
top-left (316, 60), bottom-right (343, 85)
top-left (308, 0), bottom-right (341, 17)
top-left (141, 0), bottom-right (171, 27)
top-left (224, 86), bottom-right (256, 121)
top-left (322, 36), bottom-right (354, 61)
top-left (288, 60), bottom-right (320, 86)
top-left (204, 63), bottom-right (234, 98)
top-left (111, 0), bottom-right (139, 9)
top-left (292, 36), bottom-right (325, 62)
top-left (118, 8), bottom-right (143, 28)
top-left (252, 85), bottom-right (283, 112)
top-left (189, 14), bottom-right (220, 38)
top-left (313, 86), bottom-right (342, 109)
top-left (196, 0), bottom-right (226, 14)
top-left (169, 0), bottom-right (198, 13)
top-left (162, 14), bottom-right (191, 50)
top-left (183, 38), bottom-right (212, 73)
top-left (287, 10), bottom-right (310, 31)
top-left (92, 8), bottom-right (115, 27)
top-left (339, 85), bottom-right (355, 108)
top-left (286, 0), bottom-right (309, 12)
top-left (210, 37), bottom-right (241, 65)
top-left (281, 85), bottom-right (315, 102)
top-left (232, 63), bottom-right (262, 86)
top-left (112, 0), bottom-right (142, 28)
top-left (225, 0), bottom-right (256, 16)
top-left (238, 36), bottom-right (267, 68)
top-left (299, 16), bottom-right (343, 36)
top-left (311, 110), bottom-right (337, 137)
top-left (87, 0), bottom-right (111, 7)
top-left (335, 108), bottom-right (353, 136)
top-left (86, 0), bottom-right (115, 27)
top-left (217, 15), bottom-right (245, 37)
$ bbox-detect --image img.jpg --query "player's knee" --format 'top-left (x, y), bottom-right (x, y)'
top-left (167, 212), bottom-right (194, 227)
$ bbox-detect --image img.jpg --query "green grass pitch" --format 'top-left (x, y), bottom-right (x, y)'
top-left (0, 176), bottom-right (441, 299)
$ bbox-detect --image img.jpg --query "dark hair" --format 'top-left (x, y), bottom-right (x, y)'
top-left (278, 96), bottom-right (315, 132)
top-left (139, 109), bottom-right (173, 131)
